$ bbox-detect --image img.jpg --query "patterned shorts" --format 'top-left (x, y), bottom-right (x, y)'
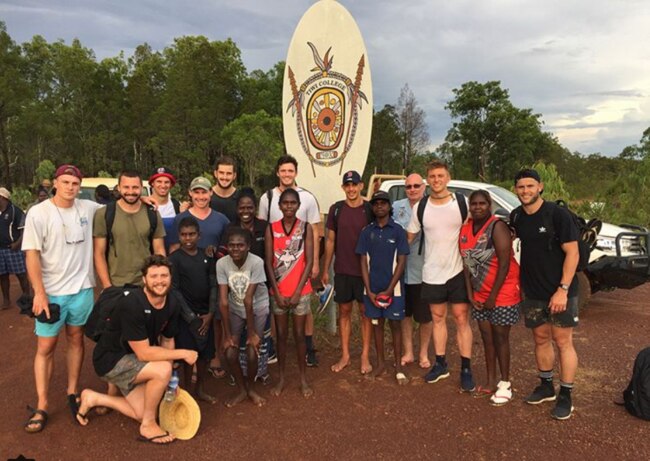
top-left (0, 247), bottom-right (26, 275)
top-left (101, 353), bottom-right (147, 396)
top-left (472, 303), bottom-right (520, 326)
top-left (271, 294), bottom-right (312, 316)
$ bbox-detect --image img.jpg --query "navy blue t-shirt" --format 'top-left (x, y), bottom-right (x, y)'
top-left (170, 209), bottom-right (229, 249)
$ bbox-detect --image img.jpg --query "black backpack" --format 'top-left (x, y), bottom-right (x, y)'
top-left (85, 286), bottom-right (133, 342)
top-left (509, 200), bottom-right (600, 272)
top-left (416, 192), bottom-right (468, 255)
top-left (104, 201), bottom-right (158, 258)
top-left (330, 200), bottom-right (374, 249)
top-left (624, 347), bottom-right (650, 420)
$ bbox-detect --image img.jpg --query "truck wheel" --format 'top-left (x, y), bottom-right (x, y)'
top-left (577, 272), bottom-right (591, 309)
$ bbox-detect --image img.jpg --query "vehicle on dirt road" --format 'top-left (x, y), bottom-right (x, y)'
top-left (369, 174), bottom-right (650, 308)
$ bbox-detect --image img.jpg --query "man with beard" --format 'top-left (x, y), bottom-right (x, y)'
top-left (511, 169), bottom-right (580, 420)
top-left (209, 156), bottom-right (240, 222)
top-left (93, 170), bottom-right (166, 289)
top-left (76, 255), bottom-right (198, 444)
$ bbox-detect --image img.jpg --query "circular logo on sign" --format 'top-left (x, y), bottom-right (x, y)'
top-left (307, 87), bottom-right (344, 151)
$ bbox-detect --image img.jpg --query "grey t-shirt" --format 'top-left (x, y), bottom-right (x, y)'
top-left (216, 253), bottom-right (269, 317)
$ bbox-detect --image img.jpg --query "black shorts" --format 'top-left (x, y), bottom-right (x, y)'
top-left (421, 271), bottom-right (469, 305)
top-left (522, 297), bottom-right (579, 329)
top-left (175, 319), bottom-right (216, 361)
top-left (404, 284), bottom-right (432, 323)
top-left (334, 274), bottom-right (364, 304)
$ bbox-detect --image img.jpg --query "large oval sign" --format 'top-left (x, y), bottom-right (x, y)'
top-left (283, 0), bottom-right (373, 211)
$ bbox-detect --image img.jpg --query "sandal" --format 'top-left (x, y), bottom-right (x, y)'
top-left (472, 385), bottom-right (494, 399)
top-left (208, 366), bottom-right (226, 379)
top-left (490, 381), bottom-right (513, 406)
top-left (24, 406), bottom-right (48, 433)
top-left (67, 393), bottom-right (81, 422)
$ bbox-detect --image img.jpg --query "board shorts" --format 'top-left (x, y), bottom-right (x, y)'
top-left (363, 295), bottom-right (405, 321)
top-left (405, 283), bottom-right (432, 323)
top-left (421, 272), bottom-right (469, 305)
top-left (175, 319), bottom-right (216, 361)
top-left (0, 247), bottom-right (26, 274)
top-left (522, 297), bottom-right (579, 329)
top-left (272, 294), bottom-right (311, 316)
top-left (35, 288), bottom-right (94, 337)
top-left (472, 303), bottom-right (520, 326)
top-left (101, 353), bottom-right (147, 396)
top-left (333, 274), bottom-right (364, 304)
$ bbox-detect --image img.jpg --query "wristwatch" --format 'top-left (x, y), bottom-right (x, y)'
top-left (559, 283), bottom-right (570, 291)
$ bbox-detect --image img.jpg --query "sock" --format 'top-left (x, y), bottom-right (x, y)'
top-left (539, 369), bottom-right (554, 386)
top-left (559, 382), bottom-right (574, 397)
top-left (305, 335), bottom-right (314, 352)
top-left (436, 355), bottom-right (446, 365)
top-left (461, 356), bottom-right (471, 370)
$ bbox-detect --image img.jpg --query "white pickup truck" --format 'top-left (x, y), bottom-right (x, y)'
top-left (370, 175), bottom-right (650, 308)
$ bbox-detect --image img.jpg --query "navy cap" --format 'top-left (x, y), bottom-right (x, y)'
top-left (514, 168), bottom-right (541, 185)
top-left (342, 170), bottom-right (362, 185)
top-left (370, 190), bottom-right (391, 204)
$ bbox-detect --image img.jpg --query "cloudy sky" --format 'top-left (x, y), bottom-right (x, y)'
top-left (3, 0), bottom-right (649, 156)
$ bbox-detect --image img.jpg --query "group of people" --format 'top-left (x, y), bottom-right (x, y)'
top-left (0, 155), bottom-right (581, 444)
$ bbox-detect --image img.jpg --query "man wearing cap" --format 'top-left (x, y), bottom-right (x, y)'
top-left (322, 171), bottom-right (374, 374)
top-left (511, 168), bottom-right (580, 420)
top-left (76, 255), bottom-right (198, 444)
top-left (258, 155), bottom-right (321, 366)
top-left (21, 165), bottom-right (103, 433)
top-left (169, 176), bottom-right (230, 376)
top-left (406, 160), bottom-right (475, 392)
top-left (148, 167), bottom-right (181, 251)
top-left (93, 170), bottom-right (166, 289)
top-left (209, 156), bottom-right (240, 222)
top-left (0, 187), bottom-right (30, 309)
top-left (393, 173), bottom-right (434, 369)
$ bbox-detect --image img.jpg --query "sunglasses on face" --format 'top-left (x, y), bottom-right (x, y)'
top-left (405, 184), bottom-right (422, 190)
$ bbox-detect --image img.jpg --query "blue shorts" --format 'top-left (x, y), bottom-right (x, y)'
top-left (363, 295), bottom-right (405, 320)
top-left (0, 247), bottom-right (26, 275)
top-left (34, 288), bottom-right (94, 337)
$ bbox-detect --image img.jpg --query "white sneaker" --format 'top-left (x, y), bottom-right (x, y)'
top-left (490, 380), bottom-right (512, 406)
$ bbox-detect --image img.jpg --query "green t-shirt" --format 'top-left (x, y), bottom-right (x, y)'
top-left (93, 204), bottom-right (165, 286)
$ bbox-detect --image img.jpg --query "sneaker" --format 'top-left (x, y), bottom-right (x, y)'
top-left (316, 284), bottom-right (334, 315)
top-left (551, 393), bottom-right (574, 420)
top-left (424, 362), bottom-right (450, 383)
top-left (460, 368), bottom-right (476, 392)
top-left (525, 383), bottom-right (556, 405)
top-left (306, 349), bottom-right (319, 367)
top-left (490, 381), bottom-right (513, 406)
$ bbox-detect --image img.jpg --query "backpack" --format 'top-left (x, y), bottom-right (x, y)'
top-left (416, 192), bottom-right (468, 255)
top-left (331, 199), bottom-right (374, 233)
top-left (85, 286), bottom-right (133, 342)
top-left (624, 347), bottom-right (650, 420)
top-left (509, 200), bottom-right (599, 272)
top-left (104, 201), bottom-right (158, 258)
top-left (171, 198), bottom-right (181, 214)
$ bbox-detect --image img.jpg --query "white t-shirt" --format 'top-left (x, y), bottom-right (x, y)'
top-left (216, 253), bottom-right (269, 318)
top-left (157, 199), bottom-right (176, 219)
top-left (407, 196), bottom-right (467, 284)
top-left (257, 187), bottom-right (321, 224)
top-left (22, 199), bottom-right (102, 296)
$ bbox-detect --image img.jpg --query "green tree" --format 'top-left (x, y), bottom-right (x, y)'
top-left (220, 110), bottom-right (283, 192)
top-left (532, 161), bottom-right (570, 201)
top-left (240, 61), bottom-right (284, 118)
top-left (439, 81), bottom-right (548, 182)
top-left (34, 159), bottom-right (55, 186)
top-left (397, 84), bottom-right (429, 171)
top-left (366, 104), bottom-right (403, 176)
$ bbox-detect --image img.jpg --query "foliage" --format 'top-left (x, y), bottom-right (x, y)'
top-left (531, 161), bottom-right (570, 202)
top-left (34, 159), bottom-right (55, 186)
top-left (10, 186), bottom-right (33, 210)
top-left (396, 84), bottom-right (429, 171)
top-left (366, 105), bottom-right (403, 178)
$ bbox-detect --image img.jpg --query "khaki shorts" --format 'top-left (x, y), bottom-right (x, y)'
top-left (101, 354), bottom-right (147, 396)
top-left (271, 294), bottom-right (312, 316)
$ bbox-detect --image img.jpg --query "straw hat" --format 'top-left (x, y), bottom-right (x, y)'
top-left (158, 388), bottom-right (201, 440)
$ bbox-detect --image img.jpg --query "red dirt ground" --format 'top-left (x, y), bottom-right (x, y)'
top-left (1, 281), bottom-right (649, 461)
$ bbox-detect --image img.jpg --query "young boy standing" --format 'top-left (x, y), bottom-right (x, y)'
top-left (217, 227), bottom-right (269, 407)
top-left (168, 216), bottom-right (217, 403)
top-left (356, 191), bottom-right (410, 384)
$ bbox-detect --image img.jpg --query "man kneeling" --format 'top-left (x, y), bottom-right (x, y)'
top-left (77, 255), bottom-right (198, 444)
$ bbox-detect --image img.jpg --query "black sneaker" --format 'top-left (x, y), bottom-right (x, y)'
top-left (306, 349), bottom-right (319, 367)
top-left (551, 393), bottom-right (574, 420)
top-left (460, 368), bottom-right (476, 392)
top-left (525, 383), bottom-right (556, 405)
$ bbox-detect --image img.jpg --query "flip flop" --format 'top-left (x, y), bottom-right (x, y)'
top-left (24, 406), bottom-right (48, 433)
top-left (76, 411), bottom-right (89, 426)
top-left (208, 366), bottom-right (227, 379)
top-left (67, 394), bottom-right (81, 422)
top-left (137, 431), bottom-right (175, 444)
top-left (396, 372), bottom-right (409, 385)
top-left (472, 385), bottom-right (494, 399)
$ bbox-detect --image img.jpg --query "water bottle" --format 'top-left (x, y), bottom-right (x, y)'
top-left (164, 369), bottom-right (179, 402)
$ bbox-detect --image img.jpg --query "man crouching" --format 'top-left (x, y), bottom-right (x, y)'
top-left (76, 255), bottom-right (198, 444)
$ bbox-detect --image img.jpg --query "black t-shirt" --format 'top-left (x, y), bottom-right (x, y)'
top-left (92, 288), bottom-right (180, 377)
top-left (221, 218), bottom-right (268, 260)
top-left (168, 248), bottom-right (214, 314)
top-left (514, 201), bottom-right (579, 300)
top-left (0, 203), bottom-right (25, 247)
top-left (210, 190), bottom-right (239, 222)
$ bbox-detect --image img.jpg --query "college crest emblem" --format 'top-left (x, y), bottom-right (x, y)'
top-left (286, 42), bottom-right (368, 175)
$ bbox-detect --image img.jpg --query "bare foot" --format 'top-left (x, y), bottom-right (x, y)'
top-left (195, 388), bottom-right (217, 404)
top-left (301, 380), bottom-right (314, 397)
top-left (224, 390), bottom-right (247, 408)
top-left (140, 422), bottom-right (175, 444)
top-left (418, 358), bottom-right (432, 369)
top-left (248, 390), bottom-right (267, 406)
top-left (400, 354), bottom-right (415, 366)
top-left (360, 356), bottom-right (373, 375)
top-left (331, 357), bottom-right (350, 373)
top-left (76, 389), bottom-right (95, 426)
top-left (373, 362), bottom-right (386, 379)
top-left (270, 378), bottom-right (285, 397)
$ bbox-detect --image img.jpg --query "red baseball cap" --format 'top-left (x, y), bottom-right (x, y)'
top-left (149, 167), bottom-right (177, 186)
top-left (54, 164), bottom-right (83, 180)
